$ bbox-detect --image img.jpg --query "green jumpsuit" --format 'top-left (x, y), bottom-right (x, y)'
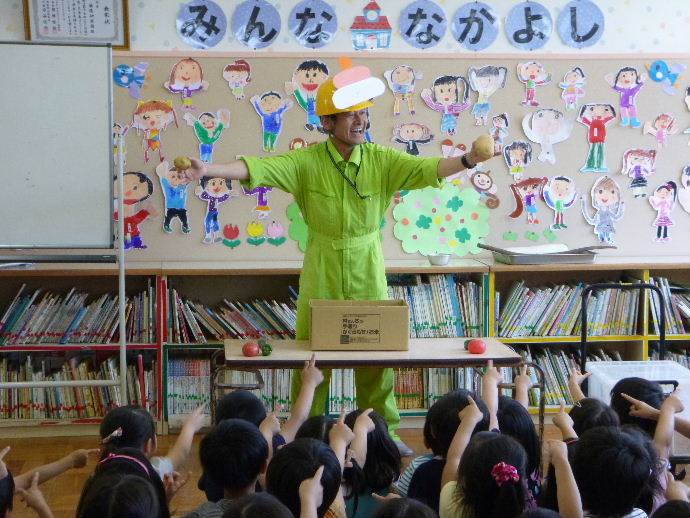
top-left (241, 139), bottom-right (441, 434)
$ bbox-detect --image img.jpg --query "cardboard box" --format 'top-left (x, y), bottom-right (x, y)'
top-left (309, 299), bottom-right (409, 351)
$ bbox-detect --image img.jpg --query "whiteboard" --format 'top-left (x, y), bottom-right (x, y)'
top-left (0, 42), bottom-right (113, 248)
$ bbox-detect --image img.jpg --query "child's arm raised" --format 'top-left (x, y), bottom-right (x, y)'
top-left (299, 465), bottom-right (324, 518)
top-left (567, 360), bottom-right (590, 403)
top-left (163, 405), bottom-right (206, 472)
top-left (623, 392), bottom-right (690, 439)
top-left (259, 409), bottom-right (282, 462)
top-left (553, 401), bottom-right (578, 442)
top-left (281, 354), bottom-right (324, 443)
top-left (441, 396), bottom-right (484, 488)
top-left (14, 448), bottom-right (97, 490)
top-left (16, 472), bottom-right (54, 518)
top-left (482, 360), bottom-right (502, 431)
top-left (514, 364), bottom-right (531, 410)
top-left (654, 391), bottom-right (684, 461)
top-left (328, 410), bottom-right (355, 472)
top-left (350, 408), bottom-right (375, 468)
top-left (548, 440), bottom-right (583, 518)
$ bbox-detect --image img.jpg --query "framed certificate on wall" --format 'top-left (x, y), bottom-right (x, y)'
top-left (23, 0), bottom-right (130, 49)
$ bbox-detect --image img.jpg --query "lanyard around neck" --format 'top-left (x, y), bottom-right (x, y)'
top-left (325, 143), bottom-right (369, 200)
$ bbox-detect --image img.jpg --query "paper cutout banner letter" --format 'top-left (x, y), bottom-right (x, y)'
top-left (505, 1), bottom-right (552, 51)
top-left (400, 0), bottom-right (447, 50)
top-left (176, 0), bottom-right (227, 49)
top-left (451, 2), bottom-right (499, 51)
top-left (288, 0), bottom-right (337, 49)
top-left (232, 0), bottom-right (281, 49)
top-left (557, 0), bottom-right (604, 49)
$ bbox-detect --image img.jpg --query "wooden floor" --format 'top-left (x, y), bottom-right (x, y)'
top-left (5, 427), bottom-right (560, 518)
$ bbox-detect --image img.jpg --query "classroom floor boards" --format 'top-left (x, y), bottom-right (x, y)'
top-left (6, 427), bottom-right (561, 518)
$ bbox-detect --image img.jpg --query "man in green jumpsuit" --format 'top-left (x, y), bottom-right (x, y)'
top-left (183, 70), bottom-right (494, 453)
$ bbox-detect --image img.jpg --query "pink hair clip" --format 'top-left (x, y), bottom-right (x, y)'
top-left (491, 461), bottom-right (520, 486)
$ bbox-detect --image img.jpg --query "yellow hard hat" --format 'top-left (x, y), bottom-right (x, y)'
top-left (315, 77), bottom-right (374, 116)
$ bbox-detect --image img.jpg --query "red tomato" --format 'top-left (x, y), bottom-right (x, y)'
top-left (466, 338), bottom-right (486, 354)
top-left (242, 341), bottom-right (261, 357)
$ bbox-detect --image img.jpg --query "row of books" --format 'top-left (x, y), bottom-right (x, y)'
top-left (166, 286), bottom-right (297, 344)
top-left (388, 274), bottom-right (483, 338)
top-left (0, 283), bottom-right (156, 345)
top-left (497, 281), bottom-right (640, 338)
top-left (166, 356), bottom-right (212, 417)
top-left (650, 345), bottom-right (690, 368)
top-left (0, 355), bottom-right (157, 420)
top-left (506, 345), bottom-right (623, 407)
top-left (650, 277), bottom-right (690, 335)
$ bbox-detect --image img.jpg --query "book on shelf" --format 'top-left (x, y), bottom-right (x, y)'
top-left (166, 356), bottom-right (212, 421)
top-left (166, 286), bottom-right (298, 344)
top-left (651, 345), bottom-right (690, 368)
top-left (387, 274), bottom-right (483, 338)
top-left (497, 280), bottom-right (640, 338)
top-left (0, 282), bottom-right (156, 345)
top-left (650, 277), bottom-right (690, 335)
top-left (0, 354), bottom-right (157, 420)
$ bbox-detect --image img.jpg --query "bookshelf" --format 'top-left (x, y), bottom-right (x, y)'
top-left (2, 257), bottom-right (690, 435)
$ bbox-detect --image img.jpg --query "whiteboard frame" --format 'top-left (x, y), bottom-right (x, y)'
top-left (0, 41), bottom-right (115, 249)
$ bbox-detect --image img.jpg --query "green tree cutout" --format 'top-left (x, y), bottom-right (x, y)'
top-left (393, 185), bottom-right (490, 256)
top-left (286, 202), bottom-right (309, 252)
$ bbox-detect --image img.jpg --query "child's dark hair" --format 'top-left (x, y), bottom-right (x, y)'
top-left (100, 405), bottom-right (156, 457)
top-left (432, 75), bottom-right (469, 104)
top-left (222, 492), bottom-right (294, 518)
top-left (458, 432), bottom-right (527, 518)
top-left (124, 172), bottom-right (154, 201)
top-left (651, 500), bottom-right (690, 518)
top-left (573, 426), bottom-right (655, 516)
top-left (610, 377), bottom-right (664, 435)
top-left (296, 60), bottom-right (329, 76)
top-left (343, 410), bottom-right (401, 514)
top-left (199, 111), bottom-right (216, 120)
top-left (215, 390), bottom-right (267, 426)
top-left (614, 66), bottom-right (641, 86)
top-left (503, 141), bottom-right (532, 166)
top-left (266, 438), bottom-right (341, 518)
top-left (295, 415), bottom-right (337, 443)
top-left (569, 397), bottom-right (619, 436)
top-left (200, 419), bottom-right (268, 492)
top-left (77, 473), bottom-right (160, 518)
top-left (373, 497), bottom-right (438, 518)
top-left (0, 471), bottom-right (14, 517)
top-left (497, 396), bottom-right (541, 478)
top-left (82, 447), bottom-right (169, 518)
top-left (570, 66), bottom-right (585, 79)
top-left (199, 176), bottom-right (228, 190)
top-left (424, 389), bottom-right (490, 457)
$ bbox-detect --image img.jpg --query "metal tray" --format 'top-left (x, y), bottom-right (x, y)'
top-left (491, 250), bottom-right (597, 265)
